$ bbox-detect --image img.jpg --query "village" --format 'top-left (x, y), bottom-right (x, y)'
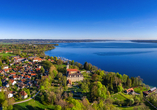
top-left (0, 50), bottom-right (85, 102)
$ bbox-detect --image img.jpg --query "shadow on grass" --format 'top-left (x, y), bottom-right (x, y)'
top-left (13, 105), bottom-right (45, 110)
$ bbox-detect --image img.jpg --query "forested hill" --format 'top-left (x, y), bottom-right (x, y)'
top-left (0, 39), bottom-right (108, 44)
top-left (131, 40), bottom-right (157, 43)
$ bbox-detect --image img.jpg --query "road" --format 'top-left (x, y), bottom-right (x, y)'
top-left (14, 90), bottom-right (40, 105)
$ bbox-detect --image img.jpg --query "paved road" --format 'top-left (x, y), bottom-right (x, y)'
top-left (14, 90), bottom-right (40, 105)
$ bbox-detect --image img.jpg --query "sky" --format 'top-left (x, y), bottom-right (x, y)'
top-left (0, 0), bottom-right (157, 40)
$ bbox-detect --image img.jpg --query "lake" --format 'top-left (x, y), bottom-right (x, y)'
top-left (45, 41), bottom-right (157, 87)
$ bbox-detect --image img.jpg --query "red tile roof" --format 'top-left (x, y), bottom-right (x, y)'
top-left (36, 68), bottom-right (40, 71)
top-left (25, 75), bottom-right (31, 79)
top-left (126, 88), bottom-right (134, 93)
top-left (21, 79), bottom-right (26, 82)
top-left (10, 72), bottom-right (16, 75)
top-left (10, 79), bottom-right (15, 83)
top-left (31, 73), bottom-right (36, 76)
top-left (20, 91), bottom-right (27, 96)
top-left (67, 69), bottom-right (78, 72)
top-left (3, 69), bottom-right (9, 72)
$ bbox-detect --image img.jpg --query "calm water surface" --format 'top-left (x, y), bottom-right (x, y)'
top-left (45, 41), bottom-right (157, 87)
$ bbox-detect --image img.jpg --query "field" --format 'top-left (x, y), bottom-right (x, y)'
top-left (0, 53), bottom-right (15, 57)
top-left (13, 99), bottom-right (54, 110)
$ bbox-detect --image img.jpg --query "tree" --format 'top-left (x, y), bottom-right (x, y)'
top-left (0, 59), bottom-right (2, 66)
top-left (57, 59), bottom-right (63, 65)
top-left (140, 91), bottom-right (143, 100)
top-left (122, 74), bottom-right (128, 84)
top-left (40, 67), bottom-right (45, 74)
top-left (84, 62), bottom-right (88, 70)
top-left (50, 56), bottom-right (54, 60)
top-left (71, 60), bottom-right (74, 65)
top-left (0, 78), bottom-right (2, 86)
top-left (62, 76), bottom-right (67, 87)
top-left (91, 81), bottom-right (107, 100)
top-left (81, 83), bottom-right (89, 93)
top-left (127, 77), bottom-right (131, 87)
top-left (25, 89), bottom-right (30, 97)
top-left (117, 83), bottom-right (123, 92)
top-left (54, 56), bottom-right (58, 62)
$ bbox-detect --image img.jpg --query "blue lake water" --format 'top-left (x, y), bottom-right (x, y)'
top-left (45, 41), bottom-right (157, 87)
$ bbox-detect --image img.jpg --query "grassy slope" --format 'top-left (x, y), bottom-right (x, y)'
top-left (134, 87), bottom-right (149, 93)
top-left (13, 99), bottom-right (54, 110)
top-left (0, 53), bottom-right (15, 57)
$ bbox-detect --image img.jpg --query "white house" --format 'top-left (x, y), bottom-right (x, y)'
top-left (6, 84), bottom-right (9, 88)
top-left (3, 65), bottom-right (9, 69)
top-left (10, 79), bottom-right (16, 85)
top-left (8, 92), bottom-right (13, 98)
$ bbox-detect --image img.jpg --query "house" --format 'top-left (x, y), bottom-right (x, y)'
top-left (17, 82), bottom-right (25, 89)
top-left (25, 75), bottom-right (31, 80)
top-left (3, 69), bottom-right (9, 73)
top-left (48, 59), bottom-right (54, 62)
top-left (149, 87), bottom-right (156, 93)
top-left (0, 50), bottom-right (3, 53)
top-left (5, 51), bottom-right (9, 53)
top-left (0, 87), bottom-right (7, 92)
top-left (12, 56), bottom-right (20, 59)
top-left (36, 68), bottom-right (40, 72)
top-left (0, 70), bottom-right (4, 75)
top-left (5, 83), bottom-right (9, 88)
top-left (8, 91), bottom-right (14, 98)
top-left (27, 82), bottom-right (33, 87)
top-left (10, 72), bottom-right (16, 76)
top-left (13, 75), bottom-right (20, 80)
top-left (10, 63), bottom-right (14, 66)
top-left (66, 69), bottom-right (84, 83)
top-left (3, 65), bottom-right (9, 69)
top-left (14, 58), bottom-right (26, 63)
top-left (143, 91), bottom-right (149, 96)
top-left (20, 91), bottom-right (28, 99)
top-left (143, 87), bottom-right (157, 96)
top-left (32, 57), bottom-right (43, 62)
top-left (125, 88), bottom-right (134, 94)
top-left (5, 51), bottom-right (13, 53)
top-left (31, 73), bottom-right (36, 76)
top-left (10, 79), bottom-right (16, 85)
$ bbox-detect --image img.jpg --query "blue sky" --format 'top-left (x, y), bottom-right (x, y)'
top-left (0, 0), bottom-right (157, 39)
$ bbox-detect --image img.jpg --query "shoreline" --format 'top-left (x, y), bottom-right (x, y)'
top-left (45, 49), bottom-right (156, 89)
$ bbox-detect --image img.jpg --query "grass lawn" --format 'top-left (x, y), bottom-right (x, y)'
top-left (134, 87), bottom-right (149, 93)
top-left (54, 64), bottom-right (66, 68)
top-left (13, 99), bottom-right (54, 110)
top-left (117, 105), bottom-right (143, 110)
top-left (120, 93), bottom-right (133, 99)
top-left (111, 93), bottom-right (127, 101)
top-left (82, 72), bottom-right (91, 79)
top-left (0, 53), bottom-right (15, 57)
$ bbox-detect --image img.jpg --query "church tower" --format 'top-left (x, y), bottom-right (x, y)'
top-left (66, 61), bottom-right (69, 69)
